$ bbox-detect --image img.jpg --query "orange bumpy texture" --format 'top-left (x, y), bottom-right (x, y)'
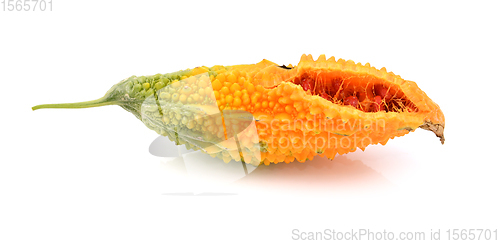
top-left (187, 54), bottom-right (445, 165)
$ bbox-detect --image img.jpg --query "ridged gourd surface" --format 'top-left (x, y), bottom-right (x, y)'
top-left (32, 54), bottom-right (445, 166)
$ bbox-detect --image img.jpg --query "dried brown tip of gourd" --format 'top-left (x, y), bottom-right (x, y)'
top-left (419, 121), bottom-right (445, 144)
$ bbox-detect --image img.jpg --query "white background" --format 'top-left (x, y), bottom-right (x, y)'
top-left (1, 0), bottom-right (499, 243)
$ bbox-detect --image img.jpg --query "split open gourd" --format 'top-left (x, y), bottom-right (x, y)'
top-left (33, 54), bottom-right (445, 166)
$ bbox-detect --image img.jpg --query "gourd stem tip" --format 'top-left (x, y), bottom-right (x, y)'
top-left (31, 97), bottom-right (117, 110)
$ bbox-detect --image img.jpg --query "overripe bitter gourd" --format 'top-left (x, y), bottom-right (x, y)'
top-left (33, 54), bottom-right (445, 166)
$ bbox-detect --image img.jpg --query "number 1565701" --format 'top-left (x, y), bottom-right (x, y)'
top-left (2, 0), bottom-right (52, 11)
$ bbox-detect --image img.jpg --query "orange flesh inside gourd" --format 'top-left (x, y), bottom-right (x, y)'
top-left (289, 71), bottom-right (419, 113)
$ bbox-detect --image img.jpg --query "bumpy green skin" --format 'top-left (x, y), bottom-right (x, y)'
top-left (128, 71), bottom-right (260, 164)
top-left (119, 71), bottom-right (192, 120)
top-left (32, 69), bottom-right (207, 115)
top-left (139, 72), bottom-right (250, 161)
top-left (32, 68), bottom-right (260, 165)
top-left (32, 70), bottom-right (203, 140)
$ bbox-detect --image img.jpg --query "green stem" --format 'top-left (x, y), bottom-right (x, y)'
top-left (32, 97), bottom-right (119, 111)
